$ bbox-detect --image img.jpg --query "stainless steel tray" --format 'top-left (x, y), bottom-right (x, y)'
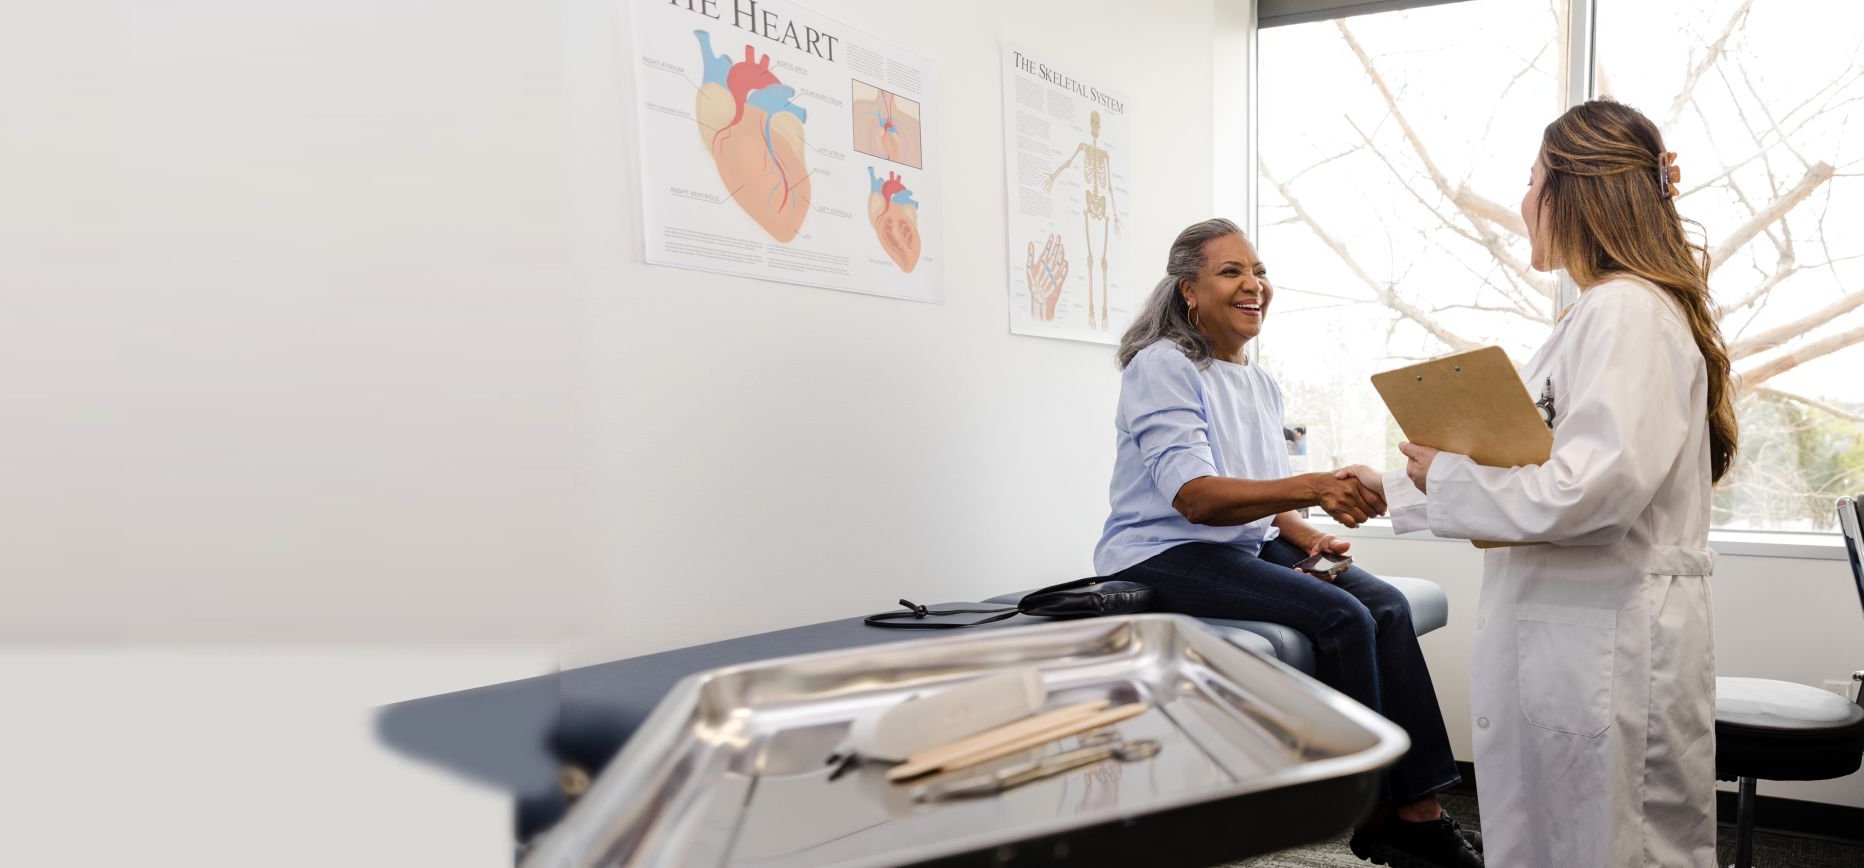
top-left (522, 614), bottom-right (1410, 868)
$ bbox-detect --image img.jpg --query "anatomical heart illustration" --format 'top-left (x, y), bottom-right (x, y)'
top-left (633, 0), bottom-right (941, 302)
top-left (693, 31), bottom-right (812, 243)
top-left (850, 81), bottom-right (924, 169)
top-left (867, 167), bottom-right (922, 272)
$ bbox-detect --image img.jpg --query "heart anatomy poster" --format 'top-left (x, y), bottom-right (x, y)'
top-left (630, 0), bottom-right (942, 303)
top-left (1003, 44), bottom-right (1134, 344)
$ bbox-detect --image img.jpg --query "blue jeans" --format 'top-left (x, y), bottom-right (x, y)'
top-left (1109, 538), bottom-right (1461, 804)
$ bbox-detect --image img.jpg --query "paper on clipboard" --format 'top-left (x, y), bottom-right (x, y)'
top-left (1371, 346), bottom-right (1552, 549)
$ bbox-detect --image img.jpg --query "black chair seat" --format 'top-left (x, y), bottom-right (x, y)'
top-left (1714, 676), bottom-right (1864, 782)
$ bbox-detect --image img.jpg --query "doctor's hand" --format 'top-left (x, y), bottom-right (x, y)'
top-left (1308, 473), bottom-right (1382, 529)
top-left (1399, 442), bottom-right (1440, 494)
top-left (1333, 464), bottom-right (1385, 499)
top-left (1328, 465), bottom-right (1387, 516)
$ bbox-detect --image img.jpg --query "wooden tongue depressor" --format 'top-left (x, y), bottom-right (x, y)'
top-left (889, 701), bottom-right (1147, 782)
top-left (888, 700), bottom-right (1109, 782)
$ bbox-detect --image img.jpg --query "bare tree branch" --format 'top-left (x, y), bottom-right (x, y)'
top-left (1684, 67), bottom-right (1864, 205)
top-left (1406, 222), bottom-right (1550, 323)
top-left (1739, 322), bottom-right (1864, 388)
top-left (1709, 161), bottom-right (1836, 268)
top-left (1663, 0), bottom-right (1755, 129)
top-left (1464, 37), bottom-right (1554, 189)
top-left (1338, 20), bottom-right (1458, 200)
top-left (1718, 247), bottom-right (1797, 316)
top-left (1347, 116), bottom-right (1482, 243)
top-left (1754, 386), bottom-right (1864, 423)
top-left (1681, 144), bottom-right (1782, 199)
top-left (1270, 284), bottom-right (1371, 304)
top-left (1436, 302), bottom-right (1542, 316)
top-left (1452, 187), bottom-right (1529, 237)
top-left (1263, 165), bottom-right (1479, 353)
top-left (1691, 100), bottom-right (1794, 262)
top-left (1337, 20), bottom-right (1555, 300)
top-left (1287, 144), bottom-right (1368, 185)
top-left (1730, 290), bottom-right (1864, 359)
top-left (1735, 58), bottom-right (1813, 170)
top-left (1343, 117), bottom-right (1553, 307)
top-left (1774, 65), bottom-right (1864, 138)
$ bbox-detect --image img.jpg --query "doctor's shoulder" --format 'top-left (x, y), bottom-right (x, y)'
top-left (1575, 275), bottom-right (1694, 344)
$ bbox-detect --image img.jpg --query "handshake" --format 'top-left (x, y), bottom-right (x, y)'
top-left (1313, 465), bottom-right (1387, 528)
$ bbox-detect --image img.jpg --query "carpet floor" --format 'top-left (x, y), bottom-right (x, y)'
top-left (1224, 792), bottom-right (1864, 867)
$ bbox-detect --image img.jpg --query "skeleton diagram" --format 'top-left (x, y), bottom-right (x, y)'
top-left (1043, 110), bottom-right (1122, 330)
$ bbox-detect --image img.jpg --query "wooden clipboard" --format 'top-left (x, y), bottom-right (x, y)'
top-left (1371, 346), bottom-right (1551, 549)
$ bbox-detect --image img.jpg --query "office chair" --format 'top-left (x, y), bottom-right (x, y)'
top-left (1710, 495), bottom-right (1864, 868)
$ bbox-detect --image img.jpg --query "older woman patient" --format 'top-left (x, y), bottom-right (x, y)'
top-left (1096, 219), bottom-right (1480, 868)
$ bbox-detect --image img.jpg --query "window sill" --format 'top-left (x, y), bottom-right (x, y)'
top-left (1306, 516), bottom-right (1849, 561)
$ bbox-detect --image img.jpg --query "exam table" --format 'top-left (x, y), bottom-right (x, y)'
top-left (376, 576), bottom-right (1448, 851)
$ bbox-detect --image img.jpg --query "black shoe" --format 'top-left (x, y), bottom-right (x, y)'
top-left (1349, 815), bottom-right (1484, 868)
top-left (1432, 813), bottom-right (1481, 853)
top-left (1459, 822), bottom-right (1482, 854)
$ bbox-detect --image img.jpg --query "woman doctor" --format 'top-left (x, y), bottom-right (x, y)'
top-left (1346, 100), bottom-right (1739, 867)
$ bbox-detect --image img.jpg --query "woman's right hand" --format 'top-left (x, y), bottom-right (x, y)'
top-left (1308, 472), bottom-right (1385, 528)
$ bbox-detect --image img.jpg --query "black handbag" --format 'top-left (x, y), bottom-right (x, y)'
top-left (863, 578), bottom-right (1153, 629)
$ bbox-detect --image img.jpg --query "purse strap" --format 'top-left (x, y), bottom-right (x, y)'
top-left (863, 598), bottom-right (1022, 629)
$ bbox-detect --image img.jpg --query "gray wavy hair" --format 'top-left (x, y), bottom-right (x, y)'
top-left (1115, 218), bottom-right (1244, 369)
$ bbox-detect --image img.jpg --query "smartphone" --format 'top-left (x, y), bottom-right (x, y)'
top-left (1294, 551), bottom-right (1353, 580)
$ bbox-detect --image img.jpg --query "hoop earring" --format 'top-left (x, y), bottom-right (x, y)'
top-left (1190, 308), bottom-right (1201, 328)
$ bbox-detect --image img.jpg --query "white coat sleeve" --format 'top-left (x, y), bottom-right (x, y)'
top-left (1408, 287), bottom-right (1701, 546)
top-left (1384, 467), bottom-right (1431, 535)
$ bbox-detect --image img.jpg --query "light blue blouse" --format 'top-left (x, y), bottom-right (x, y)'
top-left (1094, 340), bottom-right (1295, 575)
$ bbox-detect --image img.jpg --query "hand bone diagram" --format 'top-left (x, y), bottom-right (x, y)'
top-left (1025, 234), bottom-right (1069, 320)
top-left (867, 167), bottom-right (922, 272)
top-left (694, 31), bottom-right (811, 242)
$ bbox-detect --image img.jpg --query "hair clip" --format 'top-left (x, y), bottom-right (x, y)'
top-left (1659, 151), bottom-right (1681, 198)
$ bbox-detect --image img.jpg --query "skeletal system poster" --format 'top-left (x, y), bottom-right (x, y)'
top-left (1003, 44), bottom-right (1134, 343)
top-left (630, 0), bottom-right (941, 302)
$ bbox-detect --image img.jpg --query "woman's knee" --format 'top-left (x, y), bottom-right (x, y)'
top-left (1345, 571), bottom-right (1414, 626)
top-left (1318, 596), bottom-right (1379, 647)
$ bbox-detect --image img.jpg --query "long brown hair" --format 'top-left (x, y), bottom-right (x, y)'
top-left (1539, 99), bottom-right (1739, 482)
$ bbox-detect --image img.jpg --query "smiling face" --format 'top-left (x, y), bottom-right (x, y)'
top-left (1179, 233), bottom-right (1271, 361)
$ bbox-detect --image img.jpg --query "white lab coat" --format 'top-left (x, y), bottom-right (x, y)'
top-left (1384, 276), bottom-right (1717, 867)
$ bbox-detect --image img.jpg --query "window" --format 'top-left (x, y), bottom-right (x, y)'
top-left (1257, 0), bottom-right (1864, 533)
top-left (1597, 0), bottom-right (1864, 531)
top-left (1256, 1), bottom-right (1564, 479)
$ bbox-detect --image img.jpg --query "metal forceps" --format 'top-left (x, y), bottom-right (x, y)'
top-left (912, 735), bottom-right (1162, 802)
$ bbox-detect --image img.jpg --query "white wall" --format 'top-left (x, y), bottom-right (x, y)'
top-left (1347, 532), bottom-right (1864, 810)
top-left (0, 645), bottom-right (556, 868)
top-left (5, 1), bottom-right (599, 643)
top-left (566, 0), bottom-right (1219, 663)
top-left (3, 0), bottom-right (1217, 656)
